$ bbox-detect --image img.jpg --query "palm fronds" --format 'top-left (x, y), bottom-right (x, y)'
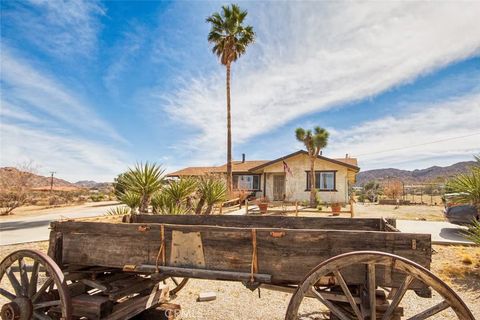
top-left (206, 4), bottom-right (255, 65)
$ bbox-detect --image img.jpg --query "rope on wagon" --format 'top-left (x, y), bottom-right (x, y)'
top-left (155, 224), bottom-right (166, 272)
top-left (250, 228), bottom-right (258, 283)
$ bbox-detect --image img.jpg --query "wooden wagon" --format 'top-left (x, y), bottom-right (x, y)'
top-left (0, 215), bottom-right (475, 320)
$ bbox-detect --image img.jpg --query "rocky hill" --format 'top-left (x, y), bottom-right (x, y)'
top-left (356, 161), bottom-right (476, 186)
top-left (0, 167), bottom-right (80, 190)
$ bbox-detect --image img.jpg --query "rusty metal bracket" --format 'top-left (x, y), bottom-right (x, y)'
top-left (123, 264), bottom-right (137, 272)
top-left (138, 225), bottom-right (151, 232)
top-left (270, 231), bottom-right (286, 238)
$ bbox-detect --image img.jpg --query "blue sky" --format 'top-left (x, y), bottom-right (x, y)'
top-left (1, 1), bottom-right (479, 182)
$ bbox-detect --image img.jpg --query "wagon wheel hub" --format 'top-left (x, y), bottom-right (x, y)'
top-left (1, 297), bottom-right (32, 320)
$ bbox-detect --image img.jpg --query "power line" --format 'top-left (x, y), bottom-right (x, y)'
top-left (355, 132), bottom-right (480, 157)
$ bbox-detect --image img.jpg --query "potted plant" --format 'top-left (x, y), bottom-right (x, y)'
top-left (331, 202), bottom-right (341, 215)
top-left (257, 197), bottom-right (269, 214)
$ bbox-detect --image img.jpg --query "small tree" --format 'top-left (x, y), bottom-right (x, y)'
top-left (384, 181), bottom-right (403, 200)
top-left (295, 127), bottom-right (329, 207)
top-left (0, 162), bottom-right (37, 215)
top-left (362, 181), bottom-right (382, 203)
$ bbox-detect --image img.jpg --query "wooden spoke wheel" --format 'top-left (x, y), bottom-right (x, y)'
top-left (285, 251), bottom-right (474, 320)
top-left (0, 250), bottom-right (71, 320)
top-left (163, 277), bottom-right (189, 296)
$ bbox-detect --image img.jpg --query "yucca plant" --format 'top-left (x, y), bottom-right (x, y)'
top-left (446, 156), bottom-right (480, 207)
top-left (162, 178), bottom-right (197, 207)
top-left (466, 219), bottom-right (480, 244)
top-left (117, 190), bottom-right (141, 214)
top-left (151, 190), bottom-right (190, 215)
top-left (196, 177), bottom-right (227, 215)
top-left (106, 206), bottom-right (131, 216)
top-left (121, 162), bottom-right (165, 213)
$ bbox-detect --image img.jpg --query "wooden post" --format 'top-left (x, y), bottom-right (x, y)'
top-left (219, 203), bottom-right (223, 215)
top-left (295, 201), bottom-right (298, 217)
top-left (350, 199), bottom-right (355, 218)
top-left (245, 199), bottom-right (249, 215)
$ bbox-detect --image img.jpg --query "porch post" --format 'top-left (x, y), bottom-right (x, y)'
top-left (263, 173), bottom-right (266, 197)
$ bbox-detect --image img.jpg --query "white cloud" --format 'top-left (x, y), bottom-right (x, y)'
top-left (2, 0), bottom-right (104, 58)
top-left (327, 94), bottom-right (480, 170)
top-left (160, 2), bottom-right (480, 165)
top-left (1, 49), bottom-right (124, 142)
top-left (0, 123), bottom-right (127, 182)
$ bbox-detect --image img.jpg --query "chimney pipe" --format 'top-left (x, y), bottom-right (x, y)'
top-left (242, 153), bottom-right (245, 163)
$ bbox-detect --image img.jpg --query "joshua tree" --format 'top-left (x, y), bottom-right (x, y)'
top-left (206, 4), bottom-right (255, 195)
top-left (120, 162), bottom-right (165, 213)
top-left (295, 127), bottom-right (329, 207)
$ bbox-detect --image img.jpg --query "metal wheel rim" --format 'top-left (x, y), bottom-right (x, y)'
top-left (285, 251), bottom-right (475, 320)
top-left (0, 249), bottom-right (72, 320)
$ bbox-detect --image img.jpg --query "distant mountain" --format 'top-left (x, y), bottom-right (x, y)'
top-left (356, 161), bottom-right (476, 186)
top-left (74, 180), bottom-right (112, 190)
top-left (0, 167), bottom-right (80, 191)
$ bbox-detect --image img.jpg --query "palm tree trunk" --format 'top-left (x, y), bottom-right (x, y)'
top-left (310, 156), bottom-right (316, 207)
top-left (226, 62), bottom-right (233, 196)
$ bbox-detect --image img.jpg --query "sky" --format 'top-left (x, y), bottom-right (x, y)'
top-left (1, 1), bottom-right (479, 182)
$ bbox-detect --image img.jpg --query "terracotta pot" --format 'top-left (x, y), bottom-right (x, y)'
top-left (331, 204), bottom-right (341, 214)
top-left (258, 202), bottom-right (268, 214)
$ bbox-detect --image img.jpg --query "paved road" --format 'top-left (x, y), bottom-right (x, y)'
top-left (396, 220), bottom-right (474, 245)
top-left (0, 202), bottom-right (121, 245)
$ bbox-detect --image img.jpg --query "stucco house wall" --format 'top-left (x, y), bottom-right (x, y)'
top-left (257, 153), bottom-right (351, 204)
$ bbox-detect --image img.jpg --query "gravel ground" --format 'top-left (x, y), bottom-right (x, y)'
top-left (1, 242), bottom-right (478, 319)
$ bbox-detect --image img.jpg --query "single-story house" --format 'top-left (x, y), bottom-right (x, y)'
top-left (167, 150), bottom-right (360, 204)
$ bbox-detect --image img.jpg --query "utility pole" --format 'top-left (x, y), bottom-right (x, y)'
top-left (50, 171), bottom-right (56, 192)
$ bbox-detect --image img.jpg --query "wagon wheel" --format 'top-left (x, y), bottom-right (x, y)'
top-left (285, 251), bottom-right (474, 320)
top-left (0, 250), bottom-right (71, 320)
top-left (163, 277), bottom-right (189, 295)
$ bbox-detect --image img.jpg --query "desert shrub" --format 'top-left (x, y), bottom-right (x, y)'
top-left (106, 206), bottom-right (131, 216)
top-left (90, 193), bottom-right (105, 202)
top-left (466, 219), bottom-right (480, 245)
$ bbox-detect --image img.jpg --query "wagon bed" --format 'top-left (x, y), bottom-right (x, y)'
top-left (49, 215), bottom-right (431, 287)
top-left (1, 215), bottom-right (474, 320)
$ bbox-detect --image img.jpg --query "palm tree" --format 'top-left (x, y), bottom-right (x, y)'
top-left (120, 162), bottom-right (165, 213)
top-left (206, 4), bottom-right (255, 195)
top-left (295, 127), bottom-right (329, 207)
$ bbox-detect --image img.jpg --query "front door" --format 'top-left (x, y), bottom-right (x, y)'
top-left (273, 174), bottom-right (285, 201)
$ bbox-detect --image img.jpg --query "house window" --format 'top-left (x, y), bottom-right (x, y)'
top-left (306, 171), bottom-right (336, 191)
top-left (233, 175), bottom-right (260, 190)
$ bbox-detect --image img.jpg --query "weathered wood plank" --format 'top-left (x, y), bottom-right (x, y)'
top-left (58, 220), bottom-right (430, 288)
top-left (127, 215), bottom-right (384, 231)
